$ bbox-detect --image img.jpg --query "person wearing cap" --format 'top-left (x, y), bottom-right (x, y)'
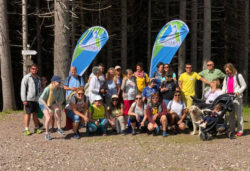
top-left (87, 95), bottom-right (108, 136)
top-left (21, 64), bottom-right (42, 136)
top-left (89, 66), bottom-right (105, 103)
top-left (134, 63), bottom-right (149, 94)
top-left (160, 73), bottom-right (177, 106)
top-left (65, 87), bottom-right (89, 139)
top-left (107, 94), bottom-right (126, 135)
top-left (142, 78), bottom-right (158, 104)
top-left (39, 75), bottom-right (65, 140)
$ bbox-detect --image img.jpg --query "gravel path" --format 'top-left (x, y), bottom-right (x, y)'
top-left (0, 112), bottom-right (249, 170)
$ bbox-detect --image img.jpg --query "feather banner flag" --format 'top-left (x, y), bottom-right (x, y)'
top-left (71, 26), bottom-right (109, 76)
top-left (149, 20), bottom-right (189, 77)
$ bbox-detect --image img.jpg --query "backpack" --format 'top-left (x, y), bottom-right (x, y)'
top-left (225, 73), bottom-right (241, 88)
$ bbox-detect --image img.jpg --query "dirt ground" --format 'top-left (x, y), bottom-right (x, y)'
top-left (0, 112), bottom-right (249, 171)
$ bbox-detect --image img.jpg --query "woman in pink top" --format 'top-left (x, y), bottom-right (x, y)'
top-left (222, 63), bottom-right (247, 137)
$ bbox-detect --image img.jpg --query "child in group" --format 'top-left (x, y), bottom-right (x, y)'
top-left (160, 73), bottom-right (177, 106)
top-left (198, 104), bottom-right (222, 128)
top-left (142, 79), bottom-right (158, 104)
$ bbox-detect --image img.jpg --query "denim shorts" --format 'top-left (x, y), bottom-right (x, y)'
top-left (66, 109), bottom-right (80, 123)
top-left (39, 102), bottom-right (56, 111)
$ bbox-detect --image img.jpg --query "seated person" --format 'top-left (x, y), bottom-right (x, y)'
top-left (146, 92), bottom-right (168, 137)
top-left (65, 87), bottom-right (89, 139)
top-left (204, 79), bottom-right (222, 104)
top-left (167, 90), bottom-right (187, 133)
top-left (197, 104), bottom-right (222, 128)
top-left (87, 95), bottom-right (108, 136)
top-left (107, 95), bottom-right (126, 135)
top-left (128, 94), bottom-right (147, 135)
top-left (142, 79), bottom-right (158, 104)
top-left (160, 73), bottom-right (177, 106)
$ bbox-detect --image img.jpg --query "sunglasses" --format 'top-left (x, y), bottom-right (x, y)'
top-left (136, 97), bottom-right (142, 100)
top-left (207, 64), bottom-right (213, 66)
top-left (186, 67), bottom-right (192, 69)
top-left (164, 66), bottom-right (169, 68)
top-left (78, 93), bottom-right (84, 96)
top-left (174, 94), bottom-right (180, 97)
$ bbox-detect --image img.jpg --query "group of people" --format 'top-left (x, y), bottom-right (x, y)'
top-left (20, 60), bottom-right (246, 140)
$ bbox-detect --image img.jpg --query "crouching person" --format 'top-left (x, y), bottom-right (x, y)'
top-left (107, 95), bottom-right (126, 135)
top-left (65, 87), bottom-right (89, 139)
top-left (167, 90), bottom-right (187, 133)
top-left (87, 95), bottom-right (108, 136)
top-left (146, 92), bottom-right (168, 137)
top-left (128, 94), bottom-right (147, 135)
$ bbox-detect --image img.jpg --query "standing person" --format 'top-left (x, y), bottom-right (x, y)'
top-left (167, 91), bottom-right (187, 133)
top-left (64, 66), bottom-right (85, 100)
top-left (87, 95), bottom-right (109, 136)
top-left (146, 92), bottom-right (168, 137)
top-left (39, 75), bottom-right (65, 140)
top-left (222, 63), bottom-right (246, 137)
top-left (37, 76), bottom-right (48, 128)
top-left (121, 69), bottom-right (138, 121)
top-left (107, 95), bottom-right (126, 135)
top-left (89, 66), bottom-right (105, 104)
top-left (160, 73), bottom-right (177, 106)
top-left (152, 62), bottom-right (164, 88)
top-left (142, 79), bottom-right (158, 104)
top-left (104, 67), bottom-right (120, 106)
top-left (115, 65), bottom-right (124, 101)
top-left (199, 60), bottom-right (225, 95)
top-left (134, 63), bottom-right (149, 94)
top-left (21, 64), bottom-right (42, 135)
top-left (89, 63), bottom-right (105, 88)
top-left (179, 63), bottom-right (211, 108)
top-left (128, 94), bottom-right (147, 135)
top-left (162, 64), bottom-right (177, 82)
top-left (65, 87), bottom-right (89, 139)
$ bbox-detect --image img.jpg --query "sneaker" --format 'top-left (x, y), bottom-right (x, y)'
top-left (162, 131), bottom-right (168, 137)
top-left (24, 129), bottom-right (31, 136)
top-left (73, 133), bottom-right (80, 139)
top-left (57, 128), bottom-right (65, 136)
top-left (49, 128), bottom-right (56, 133)
top-left (34, 128), bottom-right (42, 134)
top-left (45, 133), bottom-right (51, 140)
top-left (131, 129), bottom-right (136, 136)
top-left (236, 132), bottom-right (243, 136)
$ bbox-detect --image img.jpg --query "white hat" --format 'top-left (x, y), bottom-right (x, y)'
top-left (111, 94), bottom-right (119, 99)
top-left (115, 65), bottom-right (121, 70)
top-left (94, 95), bottom-right (102, 101)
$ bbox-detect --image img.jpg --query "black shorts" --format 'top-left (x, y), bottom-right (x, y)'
top-left (25, 101), bottom-right (39, 114)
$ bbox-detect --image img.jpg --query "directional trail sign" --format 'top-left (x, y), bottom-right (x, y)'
top-left (21, 50), bottom-right (37, 55)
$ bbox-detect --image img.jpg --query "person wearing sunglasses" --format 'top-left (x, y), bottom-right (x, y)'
top-left (21, 64), bottom-right (42, 136)
top-left (167, 91), bottom-right (187, 134)
top-left (162, 64), bottom-right (177, 83)
top-left (128, 94), bottom-right (147, 135)
top-left (107, 95), bottom-right (126, 135)
top-left (65, 87), bottom-right (89, 139)
top-left (146, 92), bottom-right (168, 137)
top-left (199, 60), bottom-right (225, 96)
top-left (222, 63), bottom-right (246, 137)
top-left (179, 63), bottom-right (211, 108)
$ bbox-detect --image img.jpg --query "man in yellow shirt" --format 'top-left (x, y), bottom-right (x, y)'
top-left (179, 64), bottom-right (211, 108)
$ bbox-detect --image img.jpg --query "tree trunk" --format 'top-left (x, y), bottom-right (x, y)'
top-left (107, 4), bottom-right (112, 68)
top-left (203, 0), bottom-right (211, 69)
top-left (147, 0), bottom-right (152, 72)
top-left (22, 0), bottom-right (32, 76)
top-left (71, 0), bottom-right (76, 55)
top-left (191, 0), bottom-right (197, 71)
top-left (166, 0), bottom-right (169, 22)
top-left (36, 0), bottom-right (42, 75)
top-left (178, 0), bottom-right (186, 76)
top-left (121, 0), bottom-right (127, 69)
top-left (0, 0), bottom-right (16, 110)
top-left (54, 0), bottom-right (70, 80)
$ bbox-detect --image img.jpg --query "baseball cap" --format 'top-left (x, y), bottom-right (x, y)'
top-left (51, 75), bottom-right (62, 83)
top-left (111, 94), bottom-right (119, 99)
top-left (115, 65), bottom-right (121, 70)
top-left (94, 95), bottom-right (102, 101)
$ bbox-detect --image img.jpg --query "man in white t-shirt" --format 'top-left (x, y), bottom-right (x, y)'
top-left (167, 90), bottom-right (187, 133)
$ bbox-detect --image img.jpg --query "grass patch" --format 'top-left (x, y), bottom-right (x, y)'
top-left (0, 110), bottom-right (23, 118)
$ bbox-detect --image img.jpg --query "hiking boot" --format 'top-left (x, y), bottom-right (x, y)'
top-left (162, 131), bottom-right (168, 137)
top-left (73, 133), bottom-right (80, 139)
top-left (34, 128), bottom-right (42, 134)
top-left (24, 129), bottom-right (31, 136)
top-left (57, 128), bottom-right (65, 136)
top-left (45, 133), bottom-right (51, 140)
top-left (131, 129), bottom-right (136, 136)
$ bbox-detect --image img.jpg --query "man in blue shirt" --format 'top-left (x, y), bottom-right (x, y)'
top-left (142, 79), bottom-right (158, 104)
top-left (64, 66), bottom-right (85, 100)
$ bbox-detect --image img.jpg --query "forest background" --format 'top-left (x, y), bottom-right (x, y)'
top-left (0, 0), bottom-right (249, 111)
